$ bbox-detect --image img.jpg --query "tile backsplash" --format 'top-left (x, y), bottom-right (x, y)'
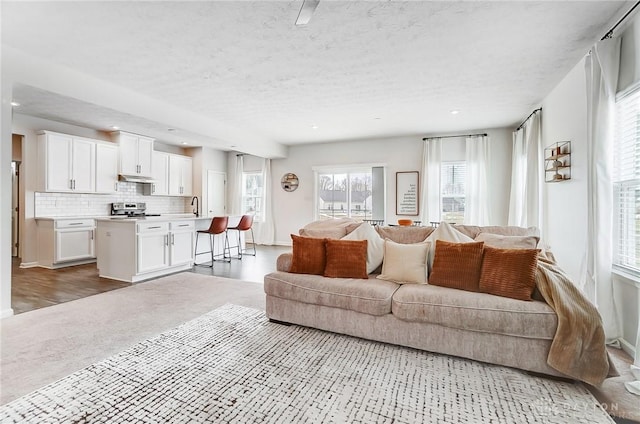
top-left (35, 182), bottom-right (192, 217)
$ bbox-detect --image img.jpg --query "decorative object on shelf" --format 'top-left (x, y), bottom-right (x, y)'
top-left (281, 173), bottom-right (299, 192)
top-left (544, 141), bottom-right (571, 182)
top-left (396, 171), bottom-right (419, 216)
top-left (397, 219), bottom-right (413, 226)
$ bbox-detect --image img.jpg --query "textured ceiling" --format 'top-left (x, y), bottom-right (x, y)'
top-left (1, 1), bottom-right (630, 153)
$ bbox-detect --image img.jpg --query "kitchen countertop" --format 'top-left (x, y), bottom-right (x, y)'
top-left (36, 214), bottom-right (212, 222)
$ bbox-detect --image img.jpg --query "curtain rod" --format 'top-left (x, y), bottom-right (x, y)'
top-left (515, 107), bottom-right (542, 131)
top-left (602, 1), bottom-right (640, 40)
top-left (422, 133), bottom-right (487, 141)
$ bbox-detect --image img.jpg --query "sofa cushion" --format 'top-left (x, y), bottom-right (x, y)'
top-left (264, 271), bottom-right (399, 316)
top-left (479, 246), bottom-right (539, 301)
top-left (392, 284), bottom-right (557, 339)
top-left (324, 239), bottom-right (368, 279)
top-left (342, 222), bottom-right (385, 273)
top-left (429, 240), bottom-right (484, 292)
top-left (378, 239), bottom-right (430, 284)
top-left (474, 233), bottom-right (538, 249)
top-left (299, 218), bottom-right (359, 239)
top-left (289, 235), bottom-right (326, 275)
top-left (376, 226), bottom-right (434, 244)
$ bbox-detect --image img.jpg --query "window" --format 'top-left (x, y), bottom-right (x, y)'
top-left (613, 88), bottom-right (640, 273)
top-left (316, 166), bottom-right (385, 221)
top-left (441, 161), bottom-right (466, 224)
top-left (242, 172), bottom-right (263, 221)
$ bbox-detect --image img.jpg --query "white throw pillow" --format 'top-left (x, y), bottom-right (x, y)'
top-left (425, 222), bottom-right (473, 272)
top-left (377, 239), bottom-right (430, 284)
top-left (343, 222), bottom-right (384, 273)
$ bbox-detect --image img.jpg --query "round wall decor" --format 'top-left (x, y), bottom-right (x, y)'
top-left (281, 173), bottom-right (299, 192)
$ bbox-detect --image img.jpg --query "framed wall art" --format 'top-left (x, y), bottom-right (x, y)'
top-left (396, 171), bottom-right (419, 216)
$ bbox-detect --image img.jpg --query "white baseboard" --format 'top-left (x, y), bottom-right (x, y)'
top-left (274, 241), bottom-right (293, 247)
top-left (1, 308), bottom-right (15, 319)
top-left (19, 261), bottom-right (38, 268)
top-left (620, 337), bottom-right (637, 359)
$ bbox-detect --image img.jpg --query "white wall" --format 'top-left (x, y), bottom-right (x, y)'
top-left (541, 59), bottom-right (588, 282)
top-left (267, 129), bottom-right (512, 245)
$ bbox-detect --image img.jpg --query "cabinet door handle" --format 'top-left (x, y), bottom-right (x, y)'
top-left (73, 179), bottom-right (76, 189)
top-left (171, 234), bottom-right (175, 245)
top-left (178, 224), bottom-right (189, 227)
top-left (69, 222), bottom-right (84, 226)
top-left (147, 226), bottom-right (162, 229)
top-left (164, 234), bottom-right (169, 246)
top-left (70, 179), bottom-right (73, 189)
top-left (114, 182), bottom-right (118, 192)
top-left (152, 184), bottom-right (155, 194)
top-left (91, 230), bottom-right (94, 240)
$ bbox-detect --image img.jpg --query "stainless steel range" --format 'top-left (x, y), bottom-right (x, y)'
top-left (110, 202), bottom-right (160, 218)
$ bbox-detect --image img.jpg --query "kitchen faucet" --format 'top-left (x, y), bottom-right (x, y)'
top-left (191, 196), bottom-right (199, 217)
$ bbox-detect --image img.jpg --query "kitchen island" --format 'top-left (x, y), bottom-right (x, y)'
top-left (95, 215), bottom-right (202, 283)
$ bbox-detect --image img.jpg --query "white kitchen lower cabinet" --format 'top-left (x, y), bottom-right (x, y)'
top-left (137, 222), bottom-right (170, 274)
top-left (36, 218), bottom-right (96, 269)
top-left (96, 218), bottom-right (197, 283)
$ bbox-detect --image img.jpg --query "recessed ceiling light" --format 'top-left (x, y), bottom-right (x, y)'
top-left (450, 110), bottom-right (460, 115)
top-left (311, 125), bottom-right (319, 129)
top-left (10, 101), bottom-right (20, 107)
top-left (230, 145), bottom-right (237, 148)
top-left (181, 141), bottom-right (188, 145)
top-left (167, 128), bottom-right (176, 132)
top-left (110, 125), bottom-right (120, 130)
top-left (373, 117), bottom-right (381, 120)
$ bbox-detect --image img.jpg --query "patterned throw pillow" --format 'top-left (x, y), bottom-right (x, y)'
top-left (429, 240), bottom-right (485, 292)
top-left (289, 234), bottom-right (327, 275)
top-left (377, 239), bottom-right (430, 284)
top-left (479, 246), bottom-right (539, 301)
top-left (324, 239), bottom-right (368, 279)
top-left (474, 233), bottom-right (538, 249)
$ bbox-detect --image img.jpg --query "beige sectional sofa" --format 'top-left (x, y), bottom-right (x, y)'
top-left (264, 222), bottom-right (570, 379)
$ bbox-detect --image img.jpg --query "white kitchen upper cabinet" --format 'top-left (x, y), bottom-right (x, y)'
top-left (38, 131), bottom-right (95, 193)
top-left (43, 132), bottom-right (73, 192)
top-left (95, 142), bottom-right (119, 193)
top-left (149, 151), bottom-right (169, 196)
top-left (114, 131), bottom-right (154, 177)
top-left (71, 138), bottom-right (96, 192)
top-left (169, 154), bottom-right (193, 196)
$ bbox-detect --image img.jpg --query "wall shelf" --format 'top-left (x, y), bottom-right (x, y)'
top-left (544, 141), bottom-right (571, 182)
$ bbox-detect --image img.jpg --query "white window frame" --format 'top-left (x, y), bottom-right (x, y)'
top-left (241, 171), bottom-right (263, 222)
top-left (312, 163), bottom-right (386, 222)
top-left (440, 161), bottom-right (466, 224)
top-left (613, 83), bottom-right (640, 276)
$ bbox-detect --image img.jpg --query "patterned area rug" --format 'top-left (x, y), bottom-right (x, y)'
top-left (1, 304), bottom-right (614, 423)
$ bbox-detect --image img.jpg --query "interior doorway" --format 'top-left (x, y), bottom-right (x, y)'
top-left (207, 171), bottom-right (226, 217)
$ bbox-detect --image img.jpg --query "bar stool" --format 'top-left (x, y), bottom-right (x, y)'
top-left (194, 216), bottom-right (231, 267)
top-left (227, 215), bottom-right (256, 259)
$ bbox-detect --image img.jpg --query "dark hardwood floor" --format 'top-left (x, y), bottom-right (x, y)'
top-left (11, 244), bottom-right (290, 315)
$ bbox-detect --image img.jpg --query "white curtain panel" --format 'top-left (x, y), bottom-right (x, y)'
top-left (464, 135), bottom-right (490, 225)
top-left (582, 38), bottom-right (621, 343)
top-left (507, 112), bottom-right (542, 229)
top-left (230, 155), bottom-right (244, 216)
top-left (255, 158), bottom-right (275, 245)
top-left (420, 138), bottom-right (442, 224)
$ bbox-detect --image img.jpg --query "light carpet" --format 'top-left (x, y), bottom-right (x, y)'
top-left (0, 304), bottom-right (614, 423)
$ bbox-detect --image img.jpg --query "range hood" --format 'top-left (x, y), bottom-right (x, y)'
top-left (118, 174), bottom-right (156, 184)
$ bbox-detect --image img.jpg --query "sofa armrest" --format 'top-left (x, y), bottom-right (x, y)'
top-left (277, 252), bottom-right (293, 272)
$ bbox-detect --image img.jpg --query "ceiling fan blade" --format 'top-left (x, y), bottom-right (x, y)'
top-left (295, 0), bottom-right (320, 26)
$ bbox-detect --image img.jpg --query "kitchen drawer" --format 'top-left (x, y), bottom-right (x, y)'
top-left (170, 221), bottom-right (195, 231)
top-left (55, 219), bottom-right (95, 229)
top-left (137, 222), bottom-right (169, 233)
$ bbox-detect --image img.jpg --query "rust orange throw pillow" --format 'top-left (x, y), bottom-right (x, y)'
top-left (289, 234), bottom-right (327, 275)
top-left (479, 246), bottom-right (539, 301)
top-left (324, 239), bottom-right (368, 279)
top-left (429, 240), bottom-right (484, 292)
